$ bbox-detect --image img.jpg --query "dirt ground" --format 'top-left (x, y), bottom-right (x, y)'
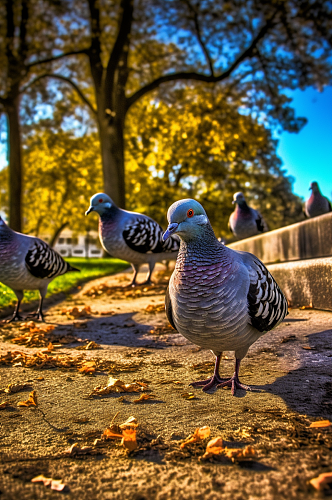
top-left (0, 265), bottom-right (332, 500)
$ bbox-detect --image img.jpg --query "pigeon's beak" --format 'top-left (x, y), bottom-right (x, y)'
top-left (163, 222), bottom-right (179, 241)
top-left (85, 206), bottom-right (94, 216)
top-left (232, 200), bottom-right (235, 204)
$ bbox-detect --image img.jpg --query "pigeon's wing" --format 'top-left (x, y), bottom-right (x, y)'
top-left (165, 285), bottom-right (177, 331)
top-left (246, 256), bottom-right (288, 333)
top-left (123, 216), bottom-right (179, 254)
top-left (254, 210), bottom-right (269, 233)
top-left (325, 197), bottom-right (332, 212)
top-left (25, 240), bottom-right (69, 279)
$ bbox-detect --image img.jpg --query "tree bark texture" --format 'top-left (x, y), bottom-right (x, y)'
top-left (6, 99), bottom-right (22, 232)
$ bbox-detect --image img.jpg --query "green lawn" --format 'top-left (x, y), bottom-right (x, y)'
top-left (0, 257), bottom-right (129, 309)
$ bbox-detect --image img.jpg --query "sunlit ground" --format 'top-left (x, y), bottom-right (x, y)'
top-left (0, 257), bottom-right (129, 308)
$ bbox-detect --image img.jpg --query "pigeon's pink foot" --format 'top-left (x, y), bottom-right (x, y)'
top-left (189, 355), bottom-right (226, 392)
top-left (217, 376), bottom-right (251, 396)
top-left (190, 373), bottom-right (228, 392)
top-left (216, 358), bottom-right (251, 396)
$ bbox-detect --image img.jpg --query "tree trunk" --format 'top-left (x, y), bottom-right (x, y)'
top-left (6, 98), bottom-right (22, 232)
top-left (97, 112), bottom-right (126, 208)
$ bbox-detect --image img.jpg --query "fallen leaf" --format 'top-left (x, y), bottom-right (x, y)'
top-left (133, 394), bottom-right (156, 404)
top-left (224, 445), bottom-right (256, 461)
top-left (144, 304), bottom-right (164, 314)
top-left (181, 392), bottom-right (195, 400)
top-left (17, 390), bottom-right (38, 407)
top-left (121, 428), bottom-right (138, 451)
top-left (64, 443), bottom-right (94, 455)
top-left (88, 377), bottom-right (148, 397)
top-left (61, 305), bottom-right (92, 318)
top-left (309, 420), bottom-right (331, 428)
top-left (0, 401), bottom-right (11, 409)
top-left (78, 361), bottom-right (97, 375)
top-left (202, 436), bottom-right (224, 459)
top-left (310, 472), bottom-right (332, 491)
top-left (180, 426), bottom-right (211, 448)
top-left (119, 416), bottom-right (138, 429)
top-left (76, 341), bottom-right (101, 350)
top-left (31, 475), bottom-right (66, 492)
top-left (0, 383), bottom-right (30, 394)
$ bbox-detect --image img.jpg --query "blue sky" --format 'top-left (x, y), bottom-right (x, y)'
top-left (277, 86), bottom-right (332, 201)
top-left (1, 86), bottom-right (331, 203)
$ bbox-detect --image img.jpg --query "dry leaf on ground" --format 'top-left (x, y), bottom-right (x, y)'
top-left (0, 383), bottom-right (31, 394)
top-left (224, 445), bottom-right (256, 461)
top-left (144, 304), bottom-right (164, 314)
top-left (133, 394), bottom-right (156, 404)
top-left (75, 341), bottom-right (101, 351)
top-left (102, 415), bottom-right (138, 452)
top-left (181, 392), bottom-right (195, 400)
top-left (64, 443), bottom-right (95, 456)
top-left (0, 401), bottom-right (12, 409)
top-left (61, 306), bottom-right (92, 318)
top-left (309, 420), bottom-right (331, 428)
top-left (180, 426), bottom-right (211, 449)
top-left (10, 322), bottom-right (77, 348)
top-left (202, 437), bottom-right (224, 459)
top-left (31, 475), bottom-right (67, 492)
top-left (310, 472), bottom-right (332, 491)
top-left (88, 378), bottom-right (148, 397)
top-left (17, 390), bottom-right (38, 407)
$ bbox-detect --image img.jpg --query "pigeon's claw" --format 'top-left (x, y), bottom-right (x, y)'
top-left (190, 373), bottom-right (226, 392)
top-left (217, 376), bottom-right (251, 396)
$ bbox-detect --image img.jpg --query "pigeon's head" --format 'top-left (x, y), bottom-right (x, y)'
top-left (309, 181), bottom-right (320, 193)
top-left (232, 192), bottom-right (246, 205)
top-left (163, 199), bottom-right (209, 242)
top-left (86, 193), bottom-right (114, 216)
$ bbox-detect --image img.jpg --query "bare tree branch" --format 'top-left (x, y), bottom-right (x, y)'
top-left (105, 0), bottom-right (133, 107)
top-left (87, 0), bottom-right (103, 90)
top-left (19, 0), bottom-right (29, 62)
top-left (183, 0), bottom-right (214, 76)
top-left (27, 49), bottom-right (89, 69)
top-left (20, 73), bottom-right (97, 115)
top-left (126, 10), bottom-right (278, 111)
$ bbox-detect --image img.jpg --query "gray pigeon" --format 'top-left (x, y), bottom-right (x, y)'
top-left (304, 181), bottom-right (332, 218)
top-left (86, 193), bottom-right (179, 286)
top-left (163, 199), bottom-right (288, 395)
top-left (0, 216), bottom-right (79, 321)
top-left (229, 192), bottom-right (268, 240)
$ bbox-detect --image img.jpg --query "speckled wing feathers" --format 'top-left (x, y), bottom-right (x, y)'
top-left (123, 217), bottom-right (179, 254)
top-left (247, 258), bottom-right (288, 333)
top-left (25, 240), bottom-right (68, 279)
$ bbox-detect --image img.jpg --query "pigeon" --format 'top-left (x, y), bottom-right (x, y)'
top-left (304, 181), bottom-right (332, 218)
top-left (86, 193), bottom-right (179, 285)
top-left (0, 216), bottom-right (80, 321)
top-left (228, 192), bottom-right (268, 240)
top-left (163, 199), bottom-right (288, 395)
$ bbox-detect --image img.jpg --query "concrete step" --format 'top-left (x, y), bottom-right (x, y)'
top-left (229, 211), bottom-right (332, 264)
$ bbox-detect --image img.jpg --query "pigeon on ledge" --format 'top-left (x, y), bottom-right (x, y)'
top-left (163, 199), bottom-right (288, 395)
top-left (229, 192), bottom-right (268, 240)
top-left (304, 181), bottom-right (332, 218)
top-left (0, 216), bottom-right (79, 321)
top-left (86, 193), bottom-right (179, 286)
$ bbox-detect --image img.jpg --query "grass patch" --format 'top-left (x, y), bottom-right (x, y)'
top-left (0, 257), bottom-right (129, 309)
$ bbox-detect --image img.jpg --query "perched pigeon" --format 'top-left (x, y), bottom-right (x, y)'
top-left (229, 192), bottom-right (268, 240)
top-left (0, 217), bottom-right (79, 321)
top-left (304, 181), bottom-right (332, 218)
top-left (86, 193), bottom-right (179, 285)
top-left (163, 199), bottom-right (288, 395)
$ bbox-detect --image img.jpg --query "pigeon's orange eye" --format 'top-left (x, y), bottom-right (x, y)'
top-left (187, 209), bottom-right (194, 218)
top-left (99, 198), bottom-right (103, 203)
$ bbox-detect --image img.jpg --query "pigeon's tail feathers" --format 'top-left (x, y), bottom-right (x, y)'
top-left (67, 264), bottom-right (80, 272)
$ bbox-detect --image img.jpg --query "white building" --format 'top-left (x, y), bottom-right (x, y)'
top-left (51, 230), bottom-right (103, 258)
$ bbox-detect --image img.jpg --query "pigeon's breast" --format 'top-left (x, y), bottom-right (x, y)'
top-left (170, 256), bottom-right (254, 352)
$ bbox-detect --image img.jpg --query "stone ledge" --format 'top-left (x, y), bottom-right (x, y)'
top-left (267, 257), bottom-right (332, 311)
top-left (228, 212), bottom-right (332, 264)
